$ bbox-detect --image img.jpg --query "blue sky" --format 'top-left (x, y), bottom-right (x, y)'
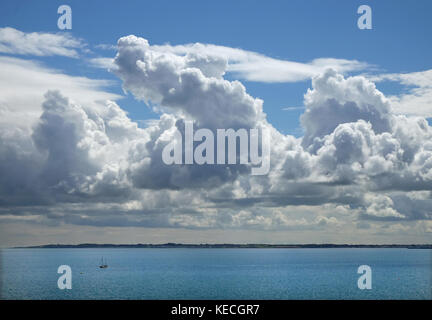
top-left (1, 0), bottom-right (431, 135)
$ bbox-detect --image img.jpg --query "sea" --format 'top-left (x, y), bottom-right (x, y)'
top-left (0, 248), bottom-right (431, 299)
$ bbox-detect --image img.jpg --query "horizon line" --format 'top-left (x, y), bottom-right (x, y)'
top-left (9, 243), bottom-right (432, 249)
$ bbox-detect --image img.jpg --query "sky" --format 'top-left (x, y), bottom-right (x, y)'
top-left (0, 0), bottom-right (431, 246)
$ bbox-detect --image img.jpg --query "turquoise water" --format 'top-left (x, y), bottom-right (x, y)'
top-left (0, 248), bottom-right (430, 299)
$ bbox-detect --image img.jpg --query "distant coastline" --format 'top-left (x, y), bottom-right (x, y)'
top-left (12, 243), bottom-right (432, 249)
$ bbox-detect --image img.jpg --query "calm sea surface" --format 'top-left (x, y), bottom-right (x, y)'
top-left (0, 248), bottom-right (430, 299)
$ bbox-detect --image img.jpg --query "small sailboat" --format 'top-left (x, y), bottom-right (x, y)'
top-left (99, 257), bottom-right (108, 268)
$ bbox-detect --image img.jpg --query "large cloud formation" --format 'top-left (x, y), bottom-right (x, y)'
top-left (1, 35), bottom-right (431, 237)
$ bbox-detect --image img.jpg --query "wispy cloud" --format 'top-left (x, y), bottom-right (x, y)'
top-left (370, 69), bottom-right (432, 117)
top-left (152, 43), bottom-right (370, 83)
top-left (90, 40), bottom-right (370, 83)
top-left (282, 106), bottom-right (305, 111)
top-left (94, 43), bottom-right (117, 51)
top-left (0, 27), bottom-right (84, 58)
top-left (0, 56), bottom-right (122, 129)
top-left (88, 57), bottom-right (116, 70)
